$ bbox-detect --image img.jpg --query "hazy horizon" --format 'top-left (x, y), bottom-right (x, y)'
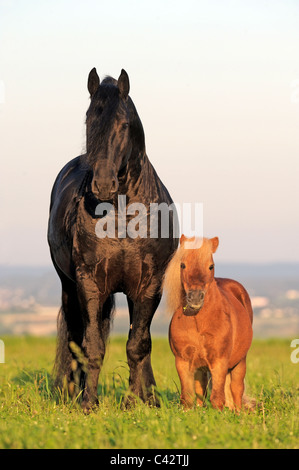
top-left (1, 0), bottom-right (298, 265)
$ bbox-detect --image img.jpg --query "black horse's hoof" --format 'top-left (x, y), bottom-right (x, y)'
top-left (81, 398), bottom-right (99, 414)
top-left (121, 388), bottom-right (161, 409)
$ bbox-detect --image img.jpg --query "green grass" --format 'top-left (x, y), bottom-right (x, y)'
top-left (0, 335), bottom-right (298, 449)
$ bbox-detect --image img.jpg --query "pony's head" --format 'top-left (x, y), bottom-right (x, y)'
top-left (163, 235), bottom-right (219, 316)
top-left (85, 68), bottom-right (145, 201)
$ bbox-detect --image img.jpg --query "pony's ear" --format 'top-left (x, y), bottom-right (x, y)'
top-left (118, 69), bottom-right (130, 99)
top-left (180, 234), bottom-right (187, 245)
top-left (88, 68), bottom-right (100, 97)
top-left (210, 237), bottom-right (219, 253)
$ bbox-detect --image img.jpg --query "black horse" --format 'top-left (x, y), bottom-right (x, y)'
top-left (48, 68), bottom-right (178, 411)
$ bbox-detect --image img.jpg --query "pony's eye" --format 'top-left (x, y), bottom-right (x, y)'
top-left (180, 263), bottom-right (186, 269)
top-left (122, 122), bottom-right (129, 130)
top-left (209, 264), bottom-right (214, 271)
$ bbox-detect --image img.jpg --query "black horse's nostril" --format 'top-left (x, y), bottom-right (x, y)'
top-left (110, 178), bottom-right (118, 193)
top-left (94, 180), bottom-right (100, 193)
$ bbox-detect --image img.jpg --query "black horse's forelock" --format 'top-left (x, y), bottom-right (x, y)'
top-left (86, 77), bottom-right (145, 162)
top-left (101, 75), bottom-right (117, 86)
top-left (86, 79), bottom-right (120, 159)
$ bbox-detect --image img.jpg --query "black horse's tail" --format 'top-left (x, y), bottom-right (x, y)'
top-left (100, 294), bottom-right (116, 344)
top-left (53, 307), bottom-right (71, 391)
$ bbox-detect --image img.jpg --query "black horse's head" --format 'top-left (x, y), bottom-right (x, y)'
top-left (85, 68), bottom-right (145, 201)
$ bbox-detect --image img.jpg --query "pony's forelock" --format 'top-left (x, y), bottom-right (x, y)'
top-left (162, 237), bottom-right (215, 316)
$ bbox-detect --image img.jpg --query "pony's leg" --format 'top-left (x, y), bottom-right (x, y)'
top-left (176, 357), bottom-right (196, 408)
top-left (209, 361), bottom-right (228, 410)
top-left (125, 295), bottom-right (160, 405)
top-left (194, 368), bottom-right (209, 406)
top-left (230, 358), bottom-right (246, 410)
top-left (224, 372), bottom-right (235, 410)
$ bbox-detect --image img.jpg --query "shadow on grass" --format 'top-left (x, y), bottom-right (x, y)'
top-left (11, 366), bottom-right (181, 411)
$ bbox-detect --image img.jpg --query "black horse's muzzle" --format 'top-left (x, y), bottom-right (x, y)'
top-left (92, 176), bottom-right (118, 201)
top-left (91, 159), bottom-right (119, 201)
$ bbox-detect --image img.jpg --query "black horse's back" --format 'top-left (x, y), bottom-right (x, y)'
top-left (48, 68), bottom-right (178, 411)
top-left (49, 156), bottom-right (80, 206)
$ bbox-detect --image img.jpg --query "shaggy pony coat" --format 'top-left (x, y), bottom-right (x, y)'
top-left (164, 235), bottom-right (255, 411)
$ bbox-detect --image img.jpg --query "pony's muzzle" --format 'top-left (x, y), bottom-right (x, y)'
top-left (186, 289), bottom-right (205, 311)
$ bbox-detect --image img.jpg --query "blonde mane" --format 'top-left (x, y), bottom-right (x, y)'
top-left (162, 243), bottom-right (186, 316)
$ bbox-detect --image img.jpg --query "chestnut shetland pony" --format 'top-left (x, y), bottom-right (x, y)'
top-left (164, 235), bottom-right (254, 411)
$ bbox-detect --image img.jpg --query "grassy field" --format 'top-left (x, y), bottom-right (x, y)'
top-left (0, 335), bottom-right (298, 449)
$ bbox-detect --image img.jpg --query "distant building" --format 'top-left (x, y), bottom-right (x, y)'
top-left (286, 290), bottom-right (299, 300)
top-left (251, 297), bottom-right (269, 308)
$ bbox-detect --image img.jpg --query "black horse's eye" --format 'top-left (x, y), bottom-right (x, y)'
top-left (122, 122), bottom-right (129, 130)
top-left (180, 263), bottom-right (186, 269)
top-left (209, 264), bottom-right (214, 271)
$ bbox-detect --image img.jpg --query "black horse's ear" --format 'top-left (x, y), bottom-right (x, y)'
top-left (118, 69), bottom-right (130, 99)
top-left (88, 67), bottom-right (100, 97)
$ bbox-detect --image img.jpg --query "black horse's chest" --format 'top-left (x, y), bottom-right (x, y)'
top-left (72, 202), bottom-right (160, 300)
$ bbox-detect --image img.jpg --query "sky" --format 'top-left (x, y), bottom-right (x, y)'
top-left (0, 0), bottom-right (298, 265)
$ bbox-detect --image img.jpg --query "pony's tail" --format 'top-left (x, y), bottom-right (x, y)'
top-left (224, 373), bottom-right (256, 411)
top-left (242, 392), bottom-right (257, 411)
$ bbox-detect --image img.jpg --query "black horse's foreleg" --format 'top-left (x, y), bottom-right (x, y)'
top-left (76, 278), bottom-right (109, 412)
top-left (54, 273), bottom-right (84, 397)
top-left (125, 295), bottom-right (161, 405)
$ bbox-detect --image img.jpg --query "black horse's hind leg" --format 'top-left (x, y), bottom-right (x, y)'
top-left (125, 294), bottom-right (161, 405)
